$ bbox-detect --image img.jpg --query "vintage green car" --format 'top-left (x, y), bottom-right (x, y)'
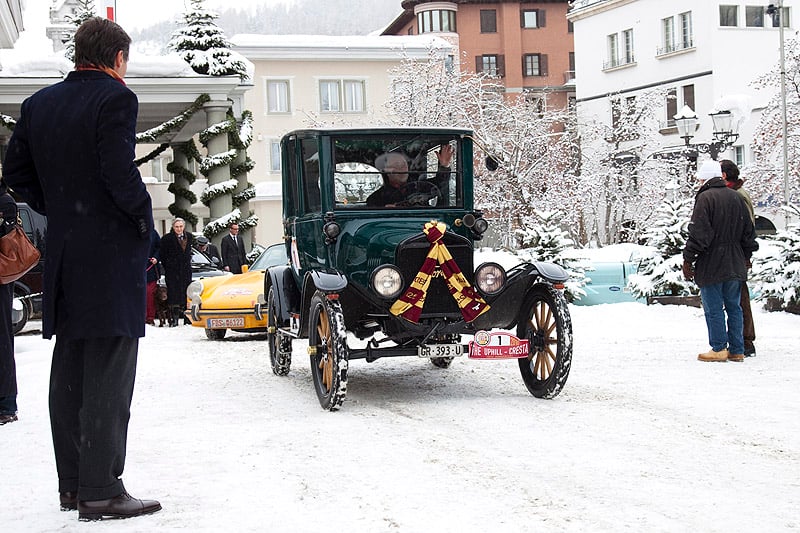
top-left (265, 127), bottom-right (573, 410)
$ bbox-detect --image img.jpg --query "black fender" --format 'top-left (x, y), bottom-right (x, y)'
top-left (299, 270), bottom-right (348, 338)
top-left (265, 265), bottom-right (300, 326)
top-left (530, 261), bottom-right (569, 284)
top-left (470, 261), bottom-right (566, 330)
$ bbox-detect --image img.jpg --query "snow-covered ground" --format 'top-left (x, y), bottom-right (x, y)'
top-left (3, 301), bottom-right (799, 532)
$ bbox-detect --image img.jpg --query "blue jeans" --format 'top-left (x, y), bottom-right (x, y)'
top-left (700, 280), bottom-right (744, 355)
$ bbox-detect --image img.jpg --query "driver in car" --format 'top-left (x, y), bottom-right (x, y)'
top-left (366, 144), bottom-right (453, 207)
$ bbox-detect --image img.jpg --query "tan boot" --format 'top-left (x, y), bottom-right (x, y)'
top-left (728, 353), bottom-right (745, 362)
top-left (698, 348), bottom-right (729, 362)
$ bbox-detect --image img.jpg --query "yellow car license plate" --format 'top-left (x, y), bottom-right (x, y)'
top-left (207, 317), bottom-right (245, 328)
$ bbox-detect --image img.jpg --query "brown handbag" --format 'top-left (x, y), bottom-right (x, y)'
top-left (0, 220), bottom-right (41, 285)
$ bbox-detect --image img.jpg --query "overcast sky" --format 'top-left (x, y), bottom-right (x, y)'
top-left (23, 0), bottom-right (296, 32)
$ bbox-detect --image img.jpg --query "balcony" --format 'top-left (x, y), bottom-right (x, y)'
top-left (656, 38), bottom-right (695, 57)
top-left (602, 55), bottom-right (635, 71)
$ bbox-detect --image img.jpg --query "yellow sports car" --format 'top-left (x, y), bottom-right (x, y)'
top-left (185, 243), bottom-right (288, 339)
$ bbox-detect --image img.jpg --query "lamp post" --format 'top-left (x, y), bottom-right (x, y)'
top-left (673, 105), bottom-right (738, 161)
top-left (767, 2), bottom-right (790, 228)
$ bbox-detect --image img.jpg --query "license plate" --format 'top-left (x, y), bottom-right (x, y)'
top-left (469, 331), bottom-right (529, 359)
top-left (418, 344), bottom-right (463, 358)
top-left (207, 317), bottom-right (244, 328)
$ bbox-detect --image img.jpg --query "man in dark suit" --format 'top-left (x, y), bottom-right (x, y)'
top-left (160, 218), bottom-right (194, 326)
top-left (220, 223), bottom-right (247, 274)
top-left (2, 17), bottom-right (161, 521)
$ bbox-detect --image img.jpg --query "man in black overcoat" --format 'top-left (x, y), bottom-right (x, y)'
top-left (2, 18), bottom-right (161, 520)
top-left (160, 218), bottom-right (194, 326)
top-left (220, 222), bottom-right (247, 274)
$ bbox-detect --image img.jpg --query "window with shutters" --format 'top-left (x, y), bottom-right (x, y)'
top-left (523, 54), bottom-right (548, 77)
top-left (521, 9), bottom-right (545, 29)
top-left (476, 55), bottom-right (504, 77)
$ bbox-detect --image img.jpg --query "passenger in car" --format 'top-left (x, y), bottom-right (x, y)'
top-left (366, 144), bottom-right (453, 207)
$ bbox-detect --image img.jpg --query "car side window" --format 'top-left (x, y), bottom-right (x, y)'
top-left (283, 138), bottom-right (299, 218)
top-left (301, 138), bottom-right (321, 213)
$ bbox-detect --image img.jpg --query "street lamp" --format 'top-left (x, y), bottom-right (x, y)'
top-left (767, 1), bottom-right (790, 228)
top-left (673, 105), bottom-right (738, 161)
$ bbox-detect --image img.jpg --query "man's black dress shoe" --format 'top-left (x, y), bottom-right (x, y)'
top-left (0, 413), bottom-right (17, 425)
top-left (60, 491), bottom-right (78, 511)
top-left (78, 491), bottom-right (161, 521)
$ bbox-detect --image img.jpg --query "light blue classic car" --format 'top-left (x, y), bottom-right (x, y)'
top-left (568, 244), bottom-right (653, 306)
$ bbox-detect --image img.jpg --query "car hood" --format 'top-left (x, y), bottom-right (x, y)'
top-left (197, 269), bottom-right (266, 308)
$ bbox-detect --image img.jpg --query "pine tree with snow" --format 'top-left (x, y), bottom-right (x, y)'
top-left (751, 204), bottom-right (800, 310)
top-left (628, 196), bottom-right (698, 298)
top-left (63, 0), bottom-right (97, 63)
top-left (168, 0), bottom-right (249, 80)
top-left (515, 209), bottom-right (588, 301)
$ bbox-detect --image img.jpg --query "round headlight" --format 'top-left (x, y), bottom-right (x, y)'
top-left (473, 217), bottom-right (489, 235)
top-left (475, 262), bottom-right (506, 295)
top-left (370, 265), bottom-right (404, 299)
top-left (323, 221), bottom-right (341, 240)
top-left (186, 280), bottom-right (204, 301)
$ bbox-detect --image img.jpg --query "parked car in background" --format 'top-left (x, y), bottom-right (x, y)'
top-left (185, 243), bottom-right (288, 339)
top-left (12, 202), bottom-right (46, 334)
top-left (566, 244), bottom-right (653, 306)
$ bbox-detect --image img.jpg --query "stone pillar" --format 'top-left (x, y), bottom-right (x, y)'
top-left (203, 100), bottom-right (233, 247)
top-left (169, 144), bottom-right (194, 231)
top-left (232, 147), bottom-right (252, 252)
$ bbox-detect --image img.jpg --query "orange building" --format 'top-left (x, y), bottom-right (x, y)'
top-left (383, 0), bottom-right (574, 110)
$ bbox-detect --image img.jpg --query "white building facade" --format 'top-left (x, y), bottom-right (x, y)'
top-left (568, 0), bottom-right (794, 225)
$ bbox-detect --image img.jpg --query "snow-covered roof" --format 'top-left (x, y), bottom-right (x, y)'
top-left (230, 33), bottom-right (453, 61)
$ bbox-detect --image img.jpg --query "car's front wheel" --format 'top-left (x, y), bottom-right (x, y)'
top-left (308, 290), bottom-right (348, 411)
top-left (267, 286), bottom-right (292, 376)
top-left (517, 284), bottom-right (573, 399)
top-left (12, 287), bottom-right (30, 335)
top-left (205, 328), bottom-right (226, 340)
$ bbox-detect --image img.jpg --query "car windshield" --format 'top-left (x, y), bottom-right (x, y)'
top-left (331, 133), bottom-right (463, 209)
top-left (250, 244), bottom-right (288, 270)
top-left (192, 248), bottom-right (213, 266)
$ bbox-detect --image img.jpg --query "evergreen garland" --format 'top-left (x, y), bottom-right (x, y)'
top-left (136, 93), bottom-right (211, 144)
top-left (233, 184), bottom-right (256, 207)
top-left (166, 159), bottom-right (198, 185)
top-left (167, 181), bottom-right (198, 204)
top-left (200, 178), bottom-right (238, 205)
top-left (238, 211), bottom-right (259, 232)
top-left (134, 143), bottom-right (170, 167)
top-left (168, 204), bottom-right (198, 227)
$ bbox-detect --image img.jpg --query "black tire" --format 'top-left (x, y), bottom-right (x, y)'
top-left (12, 287), bottom-right (30, 336)
top-left (431, 357), bottom-right (453, 369)
top-left (267, 286), bottom-right (292, 376)
top-left (205, 328), bottom-right (226, 340)
top-left (308, 290), bottom-right (348, 411)
top-left (517, 284), bottom-right (573, 399)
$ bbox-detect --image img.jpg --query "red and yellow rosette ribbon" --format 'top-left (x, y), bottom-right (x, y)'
top-left (390, 220), bottom-right (490, 323)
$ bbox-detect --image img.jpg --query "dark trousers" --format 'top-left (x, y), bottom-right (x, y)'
top-left (741, 282), bottom-right (755, 347)
top-left (49, 336), bottom-right (138, 501)
top-left (0, 282), bottom-right (16, 413)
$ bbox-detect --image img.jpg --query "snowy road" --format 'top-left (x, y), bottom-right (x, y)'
top-left (3, 302), bottom-right (799, 532)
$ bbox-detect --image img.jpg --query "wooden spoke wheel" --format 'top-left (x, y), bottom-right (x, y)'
top-left (308, 291), bottom-right (348, 411)
top-left (517, 284), bottom-right (573, 399)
